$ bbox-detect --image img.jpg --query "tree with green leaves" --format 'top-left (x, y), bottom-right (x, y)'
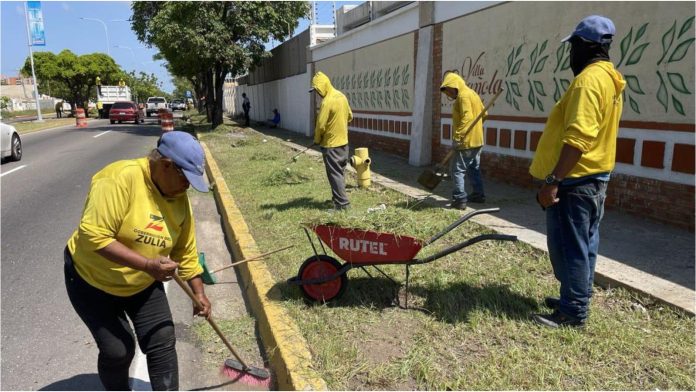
top-left (23, 50), bottom-right (122, 110)
top-left (122, 70), bottom-right (168, 104)
top-left (131, 1), bottom-right (309, 127)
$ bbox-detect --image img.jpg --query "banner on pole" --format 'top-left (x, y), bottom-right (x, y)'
top-left (27, 1), bottom-right (46, 46)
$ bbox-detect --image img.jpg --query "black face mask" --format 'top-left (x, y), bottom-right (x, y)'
top-left (569, 37), bottom-right (611, 76)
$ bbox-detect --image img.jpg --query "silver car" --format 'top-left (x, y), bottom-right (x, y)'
top-left (1, 123), bottom-right (22, 162)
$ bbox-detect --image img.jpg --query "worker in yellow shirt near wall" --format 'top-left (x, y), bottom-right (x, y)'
top-left (529, 15), bottom-right (625, 329)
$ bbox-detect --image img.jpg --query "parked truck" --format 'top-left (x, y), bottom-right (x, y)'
top-left (97, 86), bottom-right (132, 119)
top-left (146, 97), bottom-right (168, 117)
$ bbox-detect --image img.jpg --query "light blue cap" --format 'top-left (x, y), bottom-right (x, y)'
top-left (562, 15), bottom-right (616, 44)
top-left (157, 131), bottom-right (208, 192)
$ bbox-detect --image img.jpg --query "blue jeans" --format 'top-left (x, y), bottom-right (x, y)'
top-left (545, 180), bottom-right (608, 320)
top-left (451, 147), bottom-right (484, 202)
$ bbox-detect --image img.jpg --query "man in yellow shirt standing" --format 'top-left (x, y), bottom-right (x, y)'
top-left (310, 71), bottom-right (353, 210)
top-left (529, 15), bottom-right (625, 328)
top-left (440, 71), bottom-right (487, 210)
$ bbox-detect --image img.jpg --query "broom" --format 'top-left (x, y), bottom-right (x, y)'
top-left (172, 274), bottom-right (271, 386)
top-left (200, 245), bottom-right (294, 285)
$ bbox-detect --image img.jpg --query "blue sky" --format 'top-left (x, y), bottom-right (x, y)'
top-left (2, 1), bottom-right (354, 94)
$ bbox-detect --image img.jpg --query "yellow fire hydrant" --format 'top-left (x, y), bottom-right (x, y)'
top-left (350, 147), bottom-right (371, 188)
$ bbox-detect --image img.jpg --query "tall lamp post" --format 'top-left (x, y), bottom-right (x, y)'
top-left (114, 45), bottom-right (136, 63)
top-left (80, 17), bottom-right (110, 56)
top-left (23, 3), bottom-right (42, 121)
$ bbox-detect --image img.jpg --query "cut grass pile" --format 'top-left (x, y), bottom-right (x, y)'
top-left (197, 120), bottom-right (695, 390)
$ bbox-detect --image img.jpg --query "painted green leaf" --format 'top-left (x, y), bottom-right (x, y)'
top-left (672, 95), bottom-right (685, 115)
top-left (625, 75), bottom-right (645, 94)
top-left (667, 72), bottom-right (690, 94)
top-left (658, 20), bottom-right (677, 65)
top-left (540, 40), bottom-right (548, 55)
top-left (516, 43), bottom-right (523, 58)
top-left (534, 80), bottom-right (546, 96)
top-left (679, 16), bottom-right (694, 38)
top-left (555, 44), bottom-right (564, 72)
top-left (635, 23), bottom-right (649, 42)
top-left (535, 56), bottom-right (548, 73)
top-left (560, 79), bottom-right (570, 90)
top-left (510, 81), bottom-right (521, 96)
top-left (385, 90), bottom-right (391, 109)
top-left (528, 44), bottom-right (539, 75)
top-left (528, 80), bottom-right (536, 109)
top-left (561, 56), bottom-right (571, 71)
top-left (626, 43), bottom-right (650, 66)
top-left (402, 64), bottom-right (409, 85)
top-left (668, 38), bottom-right (695, 62)
top-left (513, 99), bottom-right (519, 111)
top-left (536, 98), bottom-right (544, 111)
top-left (656, 72), bottom-right (668, 111)
top-left (393, 89), bottom-right (400, 109)
top-left (553, 78), bottom-right (561, 102)
top-left (385, 68), bottom-right (391, 87)
top-left (511, 59), bottom-right (523, 75)
top-left (402, 89), bottom-right (409, 107)
top-left (505, 84), bottom-right (512, 105)
top-left (629, 95), bottom-right (640, 114)
top-left (619, 26), bottom-right (633, 67)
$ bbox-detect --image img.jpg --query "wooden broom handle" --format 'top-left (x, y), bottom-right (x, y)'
top-left (171, 274), bottom-right (249, 368)
top-left (210, 245), bottom-right (294, 274)
top-left (437, 88), bottom-right (504, 167)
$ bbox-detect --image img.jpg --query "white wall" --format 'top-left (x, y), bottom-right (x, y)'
top-left (224, 72), bottom-right (311, 136)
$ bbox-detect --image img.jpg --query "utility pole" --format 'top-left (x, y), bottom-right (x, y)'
top-left (23, 2), bottom-right (43, 122)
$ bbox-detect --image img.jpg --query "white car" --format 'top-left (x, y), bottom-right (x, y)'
top-left (170, 99), bottom-right (186, 111)
top-left (1, 123), bottom-right (22, 162)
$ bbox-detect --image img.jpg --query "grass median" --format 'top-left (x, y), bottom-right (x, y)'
top-left (13, 118), bottom-right (76, 134)
top-left (196, 118), bottom-right (694, 390)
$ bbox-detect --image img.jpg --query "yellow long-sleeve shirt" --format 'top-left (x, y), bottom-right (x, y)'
top-left (67, 158), bottom-right (202, 296)
top-left (313, 72), bottom-right (353, 148)
top-left (441, 72), bottom-right (486, 150)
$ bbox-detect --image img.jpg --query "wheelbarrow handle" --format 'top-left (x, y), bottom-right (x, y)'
top-left (416, 233), bottom-right (517, 265)
top-left (424, 208), bottom-right (501, 247)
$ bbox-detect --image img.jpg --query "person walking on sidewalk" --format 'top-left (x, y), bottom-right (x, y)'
top-left (64, 131), bottom-right (212, 390)
top-left (529, 15), bottom-right (625, 329)
top-left (440, 71), bottom-right (487, 210)
top-left (55, 101), bottom-right (63, 118)
top-left (310, 71), bottom-right (353, 210)
top-left (241, 93), bottom-right (251, 126)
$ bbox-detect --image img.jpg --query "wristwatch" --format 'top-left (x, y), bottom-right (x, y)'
top-left (544, 174), bottom-right (561, 185)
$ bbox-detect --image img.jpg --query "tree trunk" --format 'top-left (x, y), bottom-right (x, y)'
top-left (205, 70), bottom-right (214, 123)
top-left (212, 64), bottom-right (225, 128)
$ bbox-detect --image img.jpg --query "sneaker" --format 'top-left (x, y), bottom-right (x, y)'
top-left (450, 200), bottom-right (467, 210)
top-left (532, 310), bottom-right (585, 329)
top-left (467, 193), bottom-right (486, 203)
top-left (544, 296), bottom-right (560, 310)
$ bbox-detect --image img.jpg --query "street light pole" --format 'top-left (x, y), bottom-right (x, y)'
top-left (23, 2), bottom-right (43, 122)
top-left (80, 17), bottom-right (110, 56)
top-left (114, 45), bottom-right (136, 63)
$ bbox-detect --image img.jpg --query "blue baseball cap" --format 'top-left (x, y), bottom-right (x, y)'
top-left (157, 131), bottom-right (209, 192)
top-left (562, 15), bottom-right (615, 44)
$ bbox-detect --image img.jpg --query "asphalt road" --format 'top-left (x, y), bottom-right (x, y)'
top-left (0, 117), bottom-right (164, 390)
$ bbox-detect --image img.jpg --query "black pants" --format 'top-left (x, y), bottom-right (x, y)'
top-left (322, 145), bottom-right (350, 208)
top-left (243, 109), bottom-right (250, 126)
top-left (64, 248), bottom-right (178, 390)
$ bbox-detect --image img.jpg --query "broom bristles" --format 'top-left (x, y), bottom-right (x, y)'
top-left (220, 365), bottom-right (272, 387)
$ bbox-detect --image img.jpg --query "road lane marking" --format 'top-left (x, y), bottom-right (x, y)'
top-left (1, 165), bottom-right (27, 177)
top-left (93, 130), bottom-right (112, 138)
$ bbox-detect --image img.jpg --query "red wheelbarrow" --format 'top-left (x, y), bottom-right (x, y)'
top-left (288, 207), bottom-right (517, 306)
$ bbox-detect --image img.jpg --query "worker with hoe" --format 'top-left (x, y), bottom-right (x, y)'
top-left (64, 131), bottom-right (212, 390)
top-left (440, 70), bottom-right (487, 210)
top-left (55, 100), bottom-right (64, 118)
top-left (530, 15), bottom-right (625, 328)
top-left (310, 71), bottom-right (353, 211)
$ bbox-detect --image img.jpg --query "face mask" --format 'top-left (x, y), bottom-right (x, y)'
top-left (569, 38), bottom-right (611, 76)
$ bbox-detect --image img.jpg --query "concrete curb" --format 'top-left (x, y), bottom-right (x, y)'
top-left (277, 139), bottom-right (695, 317)
top-left (201, 142), bottom-right (328, 390)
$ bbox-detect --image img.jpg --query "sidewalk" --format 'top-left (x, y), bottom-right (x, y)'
top-left (252, 123), bottom-right (695, 315)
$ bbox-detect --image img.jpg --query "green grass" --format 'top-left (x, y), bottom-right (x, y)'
top-left (1, 108), bottom-right (54, 118)
top-left (13, 118), bottom-right (76, 134)
top-left (197, 119), bottom-right (695, 390)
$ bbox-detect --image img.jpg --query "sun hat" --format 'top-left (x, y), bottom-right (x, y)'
top-left (562, 15), bottom-right (615, 44)
top-left (157, 131), bottom-right (208, 192)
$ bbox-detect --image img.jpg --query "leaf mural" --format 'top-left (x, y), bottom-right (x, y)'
top-left (370, 70), bottom-right (375, 88)
top-left (658, 20), bottom-right (677, 65)
top-left (363, 72), bottom-right (369, 89)
top-left (554, 43), bottom-right (565, 72)
top-left (619, 26), bottom-right (633, 67)
top-left (506, 47), bottom-right (514, 76)
top-left (351, 74), bottom-right (356, 89)
top-left (377, 90), bottom-right (384, 109)
top-left (536, 98), bottom-right (544, 111)
top-left (656, 71), bottom-right (668, 112)
top-left (393, 89), bottom-right (401, 109)
top-left (376, 69), bottom-right (383, 88)
top-left (679, 16), bottom-right (694, 38)
top-left (528, 44), bottom-right (539, 75)
top-left (511, 59), bottom-right (523, 76)
top-left (629, 96), bottom-right (640, 114)
top-left (534, 56), bottom-right (548, 73)
top-left (384, 67), bottom-right (391, 87)
top-left (511, 82), bottom-right (521, 96)
top-left (635, 23), bottom-right (649, 42)
top-left (528, 80), bottom-right (536, 109)
top-left (384, 90), bottom-right (391, 109)
top-left (625, 75), bottom-right (645, 94)
top-left (402, 89), bottom-right (409, 107)
top-left (560, 79), bottom-right (570, 91)
top-left (393, 66), bottom-right (401, 86)
top-left (370, 91), bottom-right (376, 108)
top-left (553, 78), bottom-right (561, 102)
top-left (668, 38), bottom-right (695, 62)
top-left (626, 43), bottom-right (650, 66)
top-left (672, 95), bottom-right (685, 115)
top-left (668, 72), bottom-right (690, 94)
top-left (402, 64), bottom-right (409, 85)
top-left (533, 81), bottom-right (546, 96)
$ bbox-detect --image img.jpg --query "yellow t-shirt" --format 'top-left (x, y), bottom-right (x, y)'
top-left (67, 158), bottom-right (202, 296)
top-left (529, 61), bottom-right (626, 179)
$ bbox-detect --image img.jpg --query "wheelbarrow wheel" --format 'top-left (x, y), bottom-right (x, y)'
top-left (298, 255), bottom-right (347, 303)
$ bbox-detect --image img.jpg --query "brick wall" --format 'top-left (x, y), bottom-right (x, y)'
top-left (349, 130), bottom-right (410, 157)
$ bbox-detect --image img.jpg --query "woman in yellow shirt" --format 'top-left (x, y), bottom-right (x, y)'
top-left (64, 131), bottom-right (210, 390)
